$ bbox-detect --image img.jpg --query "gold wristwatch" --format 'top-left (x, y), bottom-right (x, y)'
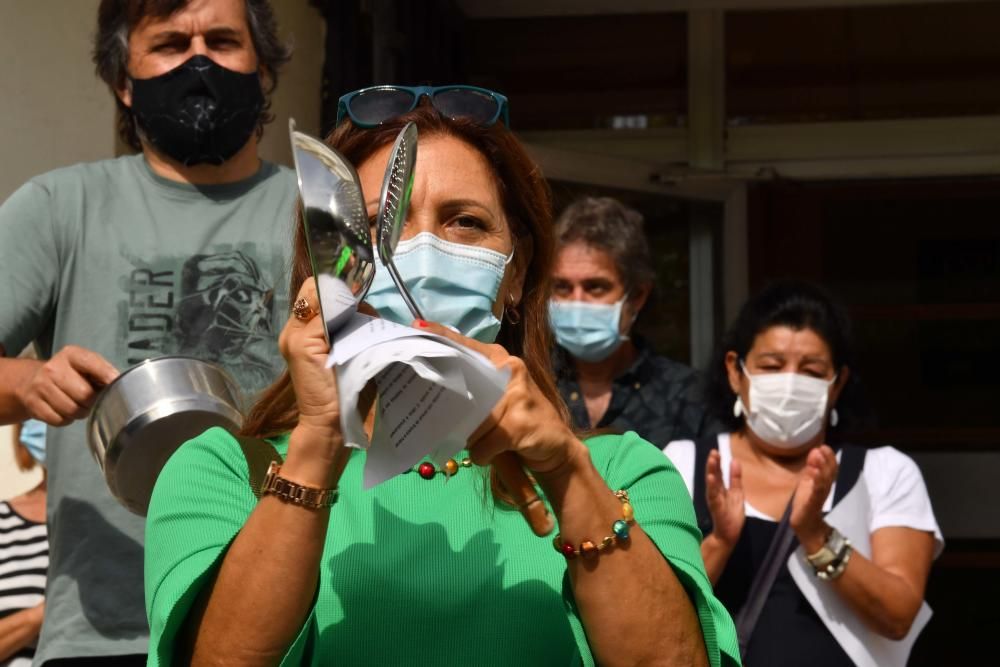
top-left (261, 461), bottom-right (339, 509)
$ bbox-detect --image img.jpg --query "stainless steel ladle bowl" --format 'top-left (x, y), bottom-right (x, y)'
top-left (289, 118), bottom-right (376, 340)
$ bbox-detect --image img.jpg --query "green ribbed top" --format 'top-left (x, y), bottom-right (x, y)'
top-left (145, 428), bottom-right (740, 666)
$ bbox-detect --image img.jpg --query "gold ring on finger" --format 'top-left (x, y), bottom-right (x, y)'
top-left (292, 297), bottom-right (316, 322)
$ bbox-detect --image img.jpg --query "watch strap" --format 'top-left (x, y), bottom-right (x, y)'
top-left (816, 543), bottom-right (853, 580)
top-left (261, 461), bottom-right (339, 509)
top-left (806, 527), bottom-right (847, 569)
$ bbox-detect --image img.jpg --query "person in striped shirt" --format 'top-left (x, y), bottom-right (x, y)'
top-left (0, 420), bottom-right (48, 667)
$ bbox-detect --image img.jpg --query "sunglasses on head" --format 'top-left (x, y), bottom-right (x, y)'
top-left (336, 85), bottom-right (510, 129)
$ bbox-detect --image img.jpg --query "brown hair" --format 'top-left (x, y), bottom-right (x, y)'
top-left (12, 423), bottom-right (37, 473)
top-left (554, 196), bottom-right (655, 293)
top-left (93, 0), bottom-right (291, 151)
top-left (241, 105), bottom-right (568, 495)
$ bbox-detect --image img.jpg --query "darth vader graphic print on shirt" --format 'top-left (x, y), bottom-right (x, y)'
top-left (119, 243), bottom-right (285, 394)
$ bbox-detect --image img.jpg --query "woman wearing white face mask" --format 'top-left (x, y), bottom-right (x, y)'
top-left (549, 197), bottom-right (717, 449)
top-left (664, 281), bottom-right (943, 666)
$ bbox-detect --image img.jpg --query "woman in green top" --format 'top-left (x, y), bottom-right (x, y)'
top-left (144, 87), bottom-right (740, 667)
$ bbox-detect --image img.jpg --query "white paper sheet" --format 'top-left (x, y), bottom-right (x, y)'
top-left (787, 478), bottom-right (933, 667)
top-left (315, 274), bottom-right (361, 336)
top-left (329, 312), bottom-right (509, 488)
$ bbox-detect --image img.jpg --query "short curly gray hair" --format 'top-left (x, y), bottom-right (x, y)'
top-left (553, 196), bottom-right (656, 292)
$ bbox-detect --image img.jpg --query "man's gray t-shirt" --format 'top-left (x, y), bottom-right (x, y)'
top-left (0, 154), bottom-right (297, 661)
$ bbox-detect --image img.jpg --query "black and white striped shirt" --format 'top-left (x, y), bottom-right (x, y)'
top-left (0, 500), bottom-right (48, 667)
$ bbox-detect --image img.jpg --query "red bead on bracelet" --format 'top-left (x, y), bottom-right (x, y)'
top-left (553, 490), bottom-right (634, 560)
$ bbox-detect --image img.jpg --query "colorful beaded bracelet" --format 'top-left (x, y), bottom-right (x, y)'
top-left (552, 489), bottom-right (635, 559)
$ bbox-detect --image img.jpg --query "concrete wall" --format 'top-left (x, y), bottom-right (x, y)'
top-left (0, 0), bottom-right (113, 201)
top-left (258, 1), bottom-right (325, 167)
top-left (0, 0), bottom-right (324, 202)
top-left (0, 0), bottom-right (324, 496)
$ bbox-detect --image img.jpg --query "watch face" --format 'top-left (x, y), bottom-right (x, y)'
top-left (827, 529), bottom-right (847, 553)
top-left (807, 546), bottom-right (837, 567)
top-left (808, 528), bottom-right (849, 570)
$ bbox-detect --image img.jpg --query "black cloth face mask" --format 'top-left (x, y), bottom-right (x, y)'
top-left (129, 55), bottom-right (265, 166)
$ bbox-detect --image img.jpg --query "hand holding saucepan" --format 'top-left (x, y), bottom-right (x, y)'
top-left (17, 345), bottom-right (119, 426)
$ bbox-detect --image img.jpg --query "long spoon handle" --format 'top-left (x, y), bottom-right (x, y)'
top-left (384, 256), bottom-right (424, 321)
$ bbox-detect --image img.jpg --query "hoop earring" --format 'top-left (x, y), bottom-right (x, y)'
top-left (504, 294), bottom-right (521, 325)
top-left (830, 408), bottom-right (839, 427)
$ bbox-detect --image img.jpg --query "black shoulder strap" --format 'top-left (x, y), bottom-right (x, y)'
top-left (735, 494), bottom-right (796, 661)
top-left (233, 434), bottom-right (283, 499)
top-left (691, 435), bottom-right (717, 538)
top-left (736, 444), bottom-right (866, 659)
top-left (833, 444), bottom-right (866, 505)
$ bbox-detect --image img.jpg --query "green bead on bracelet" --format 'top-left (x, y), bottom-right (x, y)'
top-left (553, 489), bottom-right (635, 560)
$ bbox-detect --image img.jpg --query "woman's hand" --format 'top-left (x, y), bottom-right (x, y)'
top-left (278, 279), bottom-right (347, 486)
top-left (412, 320), bottom-right (582, 475)
top-left (705, 449), bottom-right (745, 548)
top-left (280, 279), bottom-right (340, 434)
top-left (790, 444), bottom-right (838, 552)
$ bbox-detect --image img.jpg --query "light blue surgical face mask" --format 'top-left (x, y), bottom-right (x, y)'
top-left (365, 232), bottom-right (513, 343)
top-left (549, 297), bottom-right (629, 363)
top-left (19, 418), bottom-right (47, 466)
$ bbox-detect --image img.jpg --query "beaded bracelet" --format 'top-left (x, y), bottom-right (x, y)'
top-left (552, 490), bottom-right (635, 559)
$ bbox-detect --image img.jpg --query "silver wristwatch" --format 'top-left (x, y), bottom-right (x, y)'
top-left (805, 527), bottom-right (852, 580)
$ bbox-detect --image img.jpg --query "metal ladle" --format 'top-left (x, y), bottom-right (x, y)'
top-left (375, 121), bottom-right (423, 320)
top-left (289, 118), bottom-right (375, 341)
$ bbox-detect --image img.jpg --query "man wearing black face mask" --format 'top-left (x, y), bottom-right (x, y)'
top-left (0, 1), bottom-right (296, 663)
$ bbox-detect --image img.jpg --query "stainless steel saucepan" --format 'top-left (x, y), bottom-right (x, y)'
top-left (87, 356), bottom-right (244, 516)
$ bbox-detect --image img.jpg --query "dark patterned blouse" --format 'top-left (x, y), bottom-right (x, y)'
top-left (553, 337), bottom-right (721, 449)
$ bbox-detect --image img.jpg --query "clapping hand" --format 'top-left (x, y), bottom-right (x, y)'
top-left (705, 449), bottom-right (746, 548)
top-left (790, 445), bottom-right (838, 551)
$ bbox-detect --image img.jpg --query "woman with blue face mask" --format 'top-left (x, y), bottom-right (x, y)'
top-left (144, 96), bottom-right (740, 666)
top-left (549, 197), bottom-right (717, 449)
top-left (663, 281), bottom-right (942, 666)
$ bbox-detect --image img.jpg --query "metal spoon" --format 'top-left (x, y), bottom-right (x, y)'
top-left (289, 118), bottom-right (375, 341)
top-left (375, 122), bottom-right (423, 320)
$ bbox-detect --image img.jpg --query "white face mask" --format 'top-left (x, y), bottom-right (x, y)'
top-left (738, 362), bottom-right (836, 449)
